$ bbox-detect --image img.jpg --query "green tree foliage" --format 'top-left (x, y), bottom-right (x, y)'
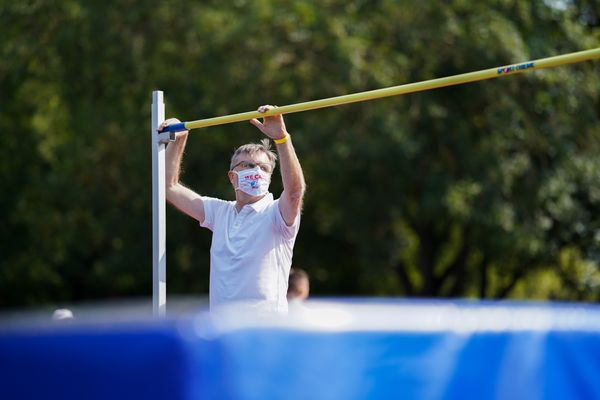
top-left (1, 0), bottom-right (599, 308)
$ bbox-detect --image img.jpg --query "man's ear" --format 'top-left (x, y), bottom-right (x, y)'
top-left (227, 171), bottom-right (236, 185)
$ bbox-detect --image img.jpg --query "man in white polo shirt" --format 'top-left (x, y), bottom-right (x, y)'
top-left (160, 105), bottom-right (306, 313)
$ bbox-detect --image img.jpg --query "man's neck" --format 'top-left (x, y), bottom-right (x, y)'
top-left (235, 192), bottom-right (267, 212)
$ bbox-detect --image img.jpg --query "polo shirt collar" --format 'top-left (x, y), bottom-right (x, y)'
top-left (248, 192), bottom-right (274, 213)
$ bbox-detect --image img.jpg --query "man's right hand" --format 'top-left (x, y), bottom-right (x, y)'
top-left (159, 118), bottom-right (189, 141)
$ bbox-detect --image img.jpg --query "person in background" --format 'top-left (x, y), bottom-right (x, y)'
top-left (287, 268), bottom-right (310, 302)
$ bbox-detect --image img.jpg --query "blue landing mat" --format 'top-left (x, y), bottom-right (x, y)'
top-left (1, 300), bottom-right (599, 400)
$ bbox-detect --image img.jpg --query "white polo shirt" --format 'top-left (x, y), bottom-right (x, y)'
top-left (200, 193), bottom-right (300, 313)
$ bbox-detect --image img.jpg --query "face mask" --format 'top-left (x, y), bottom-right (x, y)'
top-left (235, 167), bottom-right (270, 196)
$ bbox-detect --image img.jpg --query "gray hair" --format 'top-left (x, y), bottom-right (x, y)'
top-left (230, 138), bottom-right (277, 171)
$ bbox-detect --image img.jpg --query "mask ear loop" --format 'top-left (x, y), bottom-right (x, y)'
top-left (259, 167), bottom-right (272, 183)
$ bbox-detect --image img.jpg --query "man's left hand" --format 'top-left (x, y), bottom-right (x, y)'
top-left (249, 105), bottom-right (288, 140)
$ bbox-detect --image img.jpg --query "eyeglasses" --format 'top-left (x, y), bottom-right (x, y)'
top-left (231, 160), bottom-right (273, 174)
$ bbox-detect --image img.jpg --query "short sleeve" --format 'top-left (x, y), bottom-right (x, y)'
top-left (200, 196), bottom-right (229, 231)
top-left (272, 199), bottom-right (301, 240)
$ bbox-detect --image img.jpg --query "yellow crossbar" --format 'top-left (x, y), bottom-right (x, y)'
top-left (182, 48), bottom-right (600, 131)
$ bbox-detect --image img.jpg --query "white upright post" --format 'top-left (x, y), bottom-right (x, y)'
top-left (151, 91), bottom-right (166, 317)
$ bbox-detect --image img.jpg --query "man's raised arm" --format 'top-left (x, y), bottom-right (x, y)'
top-left (161, 118), bottom-right (206, 223)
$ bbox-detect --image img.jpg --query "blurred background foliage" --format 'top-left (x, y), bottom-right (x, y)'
top-left (1, 0), bottom-right (599, 308)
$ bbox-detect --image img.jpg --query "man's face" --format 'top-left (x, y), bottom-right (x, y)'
top-left (287, 279), bottom-right (309, 301)
top-left (228, 152), bottom-right (273, 189)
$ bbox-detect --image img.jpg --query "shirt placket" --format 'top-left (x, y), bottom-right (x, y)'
top-left (231, 207), bottom-right (249, 237)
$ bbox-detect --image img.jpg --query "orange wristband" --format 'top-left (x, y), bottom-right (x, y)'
top-left (274, 134), bottom-right (290, 144)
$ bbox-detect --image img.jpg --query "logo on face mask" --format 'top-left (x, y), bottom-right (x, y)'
top-left (236, 167), bottom-right (270, 196)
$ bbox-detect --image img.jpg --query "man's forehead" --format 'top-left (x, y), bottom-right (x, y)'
top-left (235, 152), bottom-right (270, 163)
